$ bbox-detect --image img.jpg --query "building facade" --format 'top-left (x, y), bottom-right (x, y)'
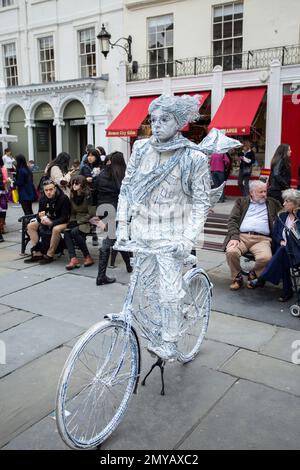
top-left (106, 0), bottom-right (300, 192)
top-left (0, 0), bottom-right (125, 169)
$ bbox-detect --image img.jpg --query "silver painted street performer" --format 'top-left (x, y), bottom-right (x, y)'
top-left (115, 94), bottom-right (239, 361)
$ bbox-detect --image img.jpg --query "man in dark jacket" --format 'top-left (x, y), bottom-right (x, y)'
top-left (24, 179), bottom-right (70, 264)
top-left (224, 180), bottom-right (282, 290)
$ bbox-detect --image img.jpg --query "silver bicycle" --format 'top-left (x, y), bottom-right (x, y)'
top-left (56, 243), bottom-right (212, 450)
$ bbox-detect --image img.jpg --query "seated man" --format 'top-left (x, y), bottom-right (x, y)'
top-left (224, 180), bottom-right (282, 290)
top-left (24, 179), bottom-right (70, 264)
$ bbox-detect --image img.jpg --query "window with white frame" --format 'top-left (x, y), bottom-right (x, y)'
top-left (212, 2), bottom-right (243, 71)
top-left (1, 0), bottom-right (14, 7)
top-left (3, 43), bottom-right (18, 87)
top-left (148, 14), bottom-right (173, 79)
top-left (79, 28), bottom-right (96, 78)
top-left (39, 36), bottom-right (55, 83)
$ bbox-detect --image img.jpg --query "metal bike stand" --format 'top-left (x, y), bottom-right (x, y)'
top-left (142, 358), bottom-right (166, 396)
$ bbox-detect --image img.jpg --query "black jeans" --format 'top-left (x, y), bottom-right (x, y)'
top-left (21, 201), bottom-right (33, 216)
top-left (64, 227), bottom-right (89, 258)
top-left (238, 170), bottom-right (251, 196)
top-left (212, 171), bottom-right (226, 202)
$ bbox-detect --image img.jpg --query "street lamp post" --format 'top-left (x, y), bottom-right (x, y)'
top-left (97, 24), bottom-right (132, 63)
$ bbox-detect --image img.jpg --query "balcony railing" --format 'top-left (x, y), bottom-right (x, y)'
top-left (127, 44), bottom-right (300, 82)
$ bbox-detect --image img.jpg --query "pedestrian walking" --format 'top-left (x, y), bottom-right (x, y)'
top-left (210, 152), bottom-right (230, 202)
top-left (15, 154), bottom-right (37, 215)
top-left (267, 144), bottom-right (291, 204)
top-left (238, 142), bottom-right (255, 196)
top-left (0, 156), bottom-right (8, 242)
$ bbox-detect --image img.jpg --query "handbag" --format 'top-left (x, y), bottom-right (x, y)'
top-left (11, 188), bottom-right (19, 204)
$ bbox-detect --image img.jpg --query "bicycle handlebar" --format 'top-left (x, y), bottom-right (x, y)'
top-left (114, 241), bottom-right (176, 255)
top-left (113, 241), bottom-right (197, 266)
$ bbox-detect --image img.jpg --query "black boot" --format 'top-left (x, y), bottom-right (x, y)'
top-left (96, 248), bottom-right (116, 286)
top-left (0, 219), bottom-right (4, 243)
top-left (120, 251), bottom-right (133, 273)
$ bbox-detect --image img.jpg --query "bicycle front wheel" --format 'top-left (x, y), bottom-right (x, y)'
top-left (56, 320), bottom-right (139, 449)
top-left (177, 269), bottom-right (211, 364)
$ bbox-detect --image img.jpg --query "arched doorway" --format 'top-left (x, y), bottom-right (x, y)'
top-left (62, 100), bottom-right (87, 160)
top-left (8, 105), bottom-right (28, 157)
top-left (34, 103), bottom-right (56, 170)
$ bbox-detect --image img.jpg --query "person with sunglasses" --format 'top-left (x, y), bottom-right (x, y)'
top-left (64, 175), bottom-right (96, 270)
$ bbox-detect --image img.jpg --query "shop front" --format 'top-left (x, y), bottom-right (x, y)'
top-left (106, 92), bottom-right (211, 149)
top-left (282, 84), bottom-right (300, 188)
top-left (208, 86), bottom-right (267, 195)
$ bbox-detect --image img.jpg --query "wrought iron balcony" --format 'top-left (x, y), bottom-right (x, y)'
top-left (127, 44), bottom-right (300, 82)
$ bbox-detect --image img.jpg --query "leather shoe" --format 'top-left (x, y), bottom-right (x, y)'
top-left (230, 277), bottom-right (243, 290)
top-left (39, 255), bottom-right (54, 265)
top-left (24, 255), bottom-right (44, 263)
top-left (278, 292), bottom-right (293, 302)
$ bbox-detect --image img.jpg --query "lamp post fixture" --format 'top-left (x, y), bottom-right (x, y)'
top-left (97, 24), bottom-right (132, 63)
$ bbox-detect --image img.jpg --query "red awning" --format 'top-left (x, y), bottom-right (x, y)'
top-left (208, 87), bottom-right (266, 135)
top-left (106, 96), bottom-right (158, 137)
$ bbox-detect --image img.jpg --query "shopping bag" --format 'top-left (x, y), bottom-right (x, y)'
top-left (11, 188), bottom-right (19, 204)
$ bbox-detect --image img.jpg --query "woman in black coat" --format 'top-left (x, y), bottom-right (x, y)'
top-left (15, 154), bottom-right (37, 215)
top-left (267, 144), bottom-right (292, 204)
top-left (94, 151), bottom-right (132, 285)
top-left (80, 148), bottom-right (101, 183)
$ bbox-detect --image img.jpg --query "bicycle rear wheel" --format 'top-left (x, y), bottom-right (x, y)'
top-left (177, 269), bottom-right (211, 364)
top-left (56, 320), bottom-right (139, 449)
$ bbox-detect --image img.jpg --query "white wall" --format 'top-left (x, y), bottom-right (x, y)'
top-left (124, 0), bottom-right (300, 66)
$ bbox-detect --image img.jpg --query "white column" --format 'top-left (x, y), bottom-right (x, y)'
top-left (85, 117), bottom-right (94, 146)
top-left (54, 118), bottom-right (65, 154)
top-left (94, 120), bottom-right (108, 150)
top-left (265, 60), bottom-right (282, 168)
top-left (24, 119), bottom-right (35, 161)
top-left (211, 65), bottom-right (224, 118)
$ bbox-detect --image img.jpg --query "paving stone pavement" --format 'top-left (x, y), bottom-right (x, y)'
top-left (1, 201), bottom-right (300, 450)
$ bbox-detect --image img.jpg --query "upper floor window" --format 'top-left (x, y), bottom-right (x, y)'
top-left (39, 36), bottom-right (55, 83)
top-left (79, 27), bottom-right (96, 78)
top-left (3, 42), bottom-right (18, 87)
top-left (1, 0), bottom-right (14, 7)
top-left (212, 2), bottom-right (243, 71)
top-left (148, 14), bottom-right (173, 79)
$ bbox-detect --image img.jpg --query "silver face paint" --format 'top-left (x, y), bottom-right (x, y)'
top-left (150, 109), bottom-right (179, 143)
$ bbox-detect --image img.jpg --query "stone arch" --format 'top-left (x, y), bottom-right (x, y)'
top-left (3, 101), bottom-right (25, 123)
top-left (58, 96), bottom-right (87, 119)
top-left (29, 99), bottom-right (55, 121)
top-left (60, 98), bottom-right (88, 160)
top-left (7, 104), bottom-right (28, 156)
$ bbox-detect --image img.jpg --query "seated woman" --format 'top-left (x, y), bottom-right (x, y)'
top-left (64, 175), bottom-right (96, 270)
top-left (250, 189), bottom-right (300, 301)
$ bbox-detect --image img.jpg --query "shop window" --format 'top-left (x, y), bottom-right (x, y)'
top-left (79, 27), bottom-right (96, 78)
top-left (212, 2), bottom-right (243, 71)
top-left (39, 36), bottom-right (55, 83)
top-left (0, 0), bottom-right (14, 6)
top-left (3, 42), bottom-right (18, 87)
top-left (148, 14), bottom-right (174, 79)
